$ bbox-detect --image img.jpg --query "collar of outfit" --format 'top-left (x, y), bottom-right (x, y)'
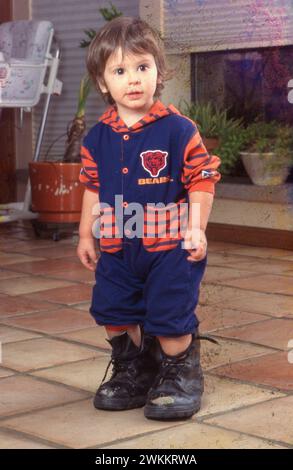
top-left (98, 99), bottom-right (180, 133)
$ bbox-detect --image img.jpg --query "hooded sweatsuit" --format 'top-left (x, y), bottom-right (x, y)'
top-left (79, 100), bottom-right (221, 336)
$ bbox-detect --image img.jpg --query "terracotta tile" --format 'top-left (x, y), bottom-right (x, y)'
top-left (207, 252), bottom-right (259, 267)
top-left (221, 245), bottom-right (293, 259)
top-left (283, 270), bottom-right (293, 277)
top-left (1, 400), bottom-right (183, 448)
top-left (11, 234), bottom-right (36, 241)
top-left (217, 257), bottom-right (293, 275)
top-left (0, 252), bottom-right (45, 266)
top-left (0, 277), bottom-right (76, 296)
top-left (212, 351), bottom-right (293, 391)
top-left (199, 375), bottom-right (283, 418)
top-left (197, 305), bottom-right (268, 333)
top-left (60, 256), bottom-right (82, 265)
top-left (2, 338), bottom-right (100, 372)
top-left (1, 239), bottom-right (64, 252)
top-left (104, 422), bottom-right (285, 449)
top-left (201, 338), bottom-right (272, 371)
top-left (205, 396), bottom-right (293, 445)
top-left (219, 274), bottom-right (293, 295)
top-left (0, 294), bottom-right (56, 318)
top-left (199, 285), bottom-right (244, 306)
top-left (207, 241), bottom-right (248, 253)
top-left (0, 367), bottom-right (15, 378)
top-left (204, 266), bottom-right (256, 283)
top-left (0, 270), bottom-right (29, 280)
top-left (49, 267), bottom-right (95, 284)
top-left (223, 289), bottom-right (293, 318)
top-left (0, 430), bottom-right (55, 449)
top-left (2, 308), bottom-right (96, 335)
top-left (0, 375), bottom-right (88, 417)
top-left (25, 284), bottom-right (93, 305)
top-left (72, 302), bottom-right (91, 312)
top-left (16, 244), bottom-right (78, 259)
top-left (215, 318), bottom-right (293, 350)
top-left (57, 326), bottom-right (110, 349)
top-left (7, 259), bottom-right (82, 275)
top-left (32, 355), bottom-right (110, 392)
top-left (0, 325), bottom-right (41, 343)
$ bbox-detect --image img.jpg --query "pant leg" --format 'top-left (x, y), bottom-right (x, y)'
top-left (142, 243), bottom-right (207, 337)
top-left (90, 250), bottom-right (146, 327)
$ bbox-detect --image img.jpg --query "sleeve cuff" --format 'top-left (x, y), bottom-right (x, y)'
top-left (188, 181), bottom-right (215, 194)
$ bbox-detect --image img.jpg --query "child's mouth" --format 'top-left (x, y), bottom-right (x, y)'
top-left (127, 92), bottom-right (143, 99)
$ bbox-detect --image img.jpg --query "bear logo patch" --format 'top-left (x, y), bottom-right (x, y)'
top-left (140, 150), bottom-right (168, 177)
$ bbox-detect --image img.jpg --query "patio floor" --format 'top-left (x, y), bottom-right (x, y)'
top-left (0, 221), bottom-right (292, 449)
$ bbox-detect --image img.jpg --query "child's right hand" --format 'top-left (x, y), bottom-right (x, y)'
top-left (77, 237), bottom-right (98, 271)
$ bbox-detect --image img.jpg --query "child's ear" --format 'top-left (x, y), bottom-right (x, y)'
top-left (98, 78), bottom-right (108, 93)
top-left (157, 75), bottom-right (163, 85)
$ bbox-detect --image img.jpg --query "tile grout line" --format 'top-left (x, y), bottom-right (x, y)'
top-left (205, 370), bottom-right (293, 396)
top-left (198, 394), bottom-right (293, 425)
top-left (0, 397), bottom-right (91, 424)
top-left (0, 321), bottom-right (110, 353)
top-left (203, 280), bottom-right (293, 298)
top-left (0, 425), bottom-right (71, 449)
top-left (197, 420), bottom-right (293, 449)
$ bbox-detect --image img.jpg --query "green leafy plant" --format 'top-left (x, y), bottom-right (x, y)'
top-left (181, 101), bottom-right (243, 138)
top-left (242, 120), bottom-right (293, 160)
top-left (80, 3), bottom-right (122, 48)
top-left (181, 101), bottom-right (245, 174)
top-left (216, 127), bottom-right (247, 175)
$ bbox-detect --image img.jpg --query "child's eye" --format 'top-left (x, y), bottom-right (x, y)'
top-left (115, 68), bottom-right (124, 75)
top-left (138, 64), bottom-right (148, 71)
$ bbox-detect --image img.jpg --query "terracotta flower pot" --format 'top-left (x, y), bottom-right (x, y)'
top-left (202, 137), bottom-right (220, 153)
top-left (29, 162), bottom-right (84, 223)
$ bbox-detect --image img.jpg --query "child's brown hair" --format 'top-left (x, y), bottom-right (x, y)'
top-left (86, 16), bottom-right (170, 104)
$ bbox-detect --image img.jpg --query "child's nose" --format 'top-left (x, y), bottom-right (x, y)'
top-left (128, 71), bottom-right (141, 84)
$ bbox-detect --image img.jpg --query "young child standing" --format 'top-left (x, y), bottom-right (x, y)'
top-left (77, 16), bottom-right (221, 420)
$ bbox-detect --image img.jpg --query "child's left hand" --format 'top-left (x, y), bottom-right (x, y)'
top-left (183, 228), bottom-right (207, 262)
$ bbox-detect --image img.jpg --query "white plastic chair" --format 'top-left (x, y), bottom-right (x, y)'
top-left (0, 20), bottom-right (62, 222)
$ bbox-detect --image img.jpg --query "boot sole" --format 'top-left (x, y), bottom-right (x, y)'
top-left (144, 402), bottom-right (201, 420)
top-left (94, 395), bottom-right (147, 411)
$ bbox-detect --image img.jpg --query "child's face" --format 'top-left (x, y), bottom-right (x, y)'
top-left (98, 48), bottom-right (160, 114)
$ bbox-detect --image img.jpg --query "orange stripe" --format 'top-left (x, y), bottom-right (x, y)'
top-left (80, 145), bottom-right (95, 161)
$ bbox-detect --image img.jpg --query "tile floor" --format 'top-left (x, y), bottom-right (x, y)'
top-left (0, 221), bottom-right (292, 449)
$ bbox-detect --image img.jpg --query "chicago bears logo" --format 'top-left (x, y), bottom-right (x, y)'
top-left (140, 150), bottom-right (168, 177)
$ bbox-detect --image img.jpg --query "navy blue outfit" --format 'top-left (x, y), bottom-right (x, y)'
top-left (79, 100), bottom-right (221, 336)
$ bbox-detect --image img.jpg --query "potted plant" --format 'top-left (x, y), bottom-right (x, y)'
top-left (29, 75), bottom-right (91, 227)
top-left (181, 101), bottom-right (245, 174)
top-left (29, 4), bottom-right (122, 231)
top-left (240, 120), bottom-right (293, 185)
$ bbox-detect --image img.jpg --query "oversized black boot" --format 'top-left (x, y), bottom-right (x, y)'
top-left (94, 331), bottom-right (160, 411)
top-left (144, 331), bottom-right (217, 420)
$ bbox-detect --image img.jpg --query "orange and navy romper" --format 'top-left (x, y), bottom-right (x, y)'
top-left (79, 100), bottom-right (221, 336)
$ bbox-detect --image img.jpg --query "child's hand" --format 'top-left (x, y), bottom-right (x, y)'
top-left (77, 237), bottom-right (98, 271)
top-left (183, 228), bottom-right (207, 262)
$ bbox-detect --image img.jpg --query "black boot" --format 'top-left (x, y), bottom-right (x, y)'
top-left (144, 331), bottom-right (217, 420)
top-left (94, 332), bottom-right (160, 411)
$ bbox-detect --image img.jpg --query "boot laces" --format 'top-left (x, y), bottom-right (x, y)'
top-left (157, 334), bottom-right (219, 386)
top-left (160, 356), bottom-right (186, 382)
top-left (100, 357), bottom-right (136, 387)
top-left (197, 334), bottom-right (219, 345)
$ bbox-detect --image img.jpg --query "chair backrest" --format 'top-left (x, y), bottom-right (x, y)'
top-left (0, 20), bottom-right (53, 62)
top-left (0, 20), bottom-right (54, 108)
